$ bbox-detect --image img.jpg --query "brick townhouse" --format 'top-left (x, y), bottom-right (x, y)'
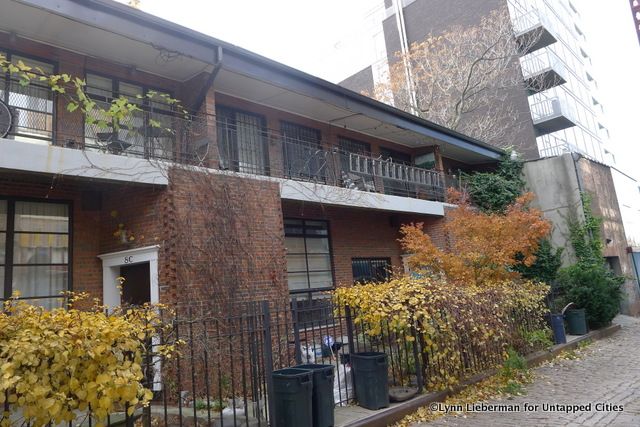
top-left (0, 0), bottom-right (503, 315)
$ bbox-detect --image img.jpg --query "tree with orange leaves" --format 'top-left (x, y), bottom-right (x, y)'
top-left (400, 189), bottom-right (551, 287)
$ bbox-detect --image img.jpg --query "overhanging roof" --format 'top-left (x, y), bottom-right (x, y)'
top-left (2, 0), bottom-right (504, 164)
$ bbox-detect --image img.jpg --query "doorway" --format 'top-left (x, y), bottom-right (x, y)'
top-left (120, 262), bottom-right (151, 306)
top-left (98, 245), bottom-right (160, 308)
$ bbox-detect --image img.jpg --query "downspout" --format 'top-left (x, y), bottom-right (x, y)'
top-left (192, 45), bottom-right (223, 113)
top-left (393, 0), bottom-right (419, 115)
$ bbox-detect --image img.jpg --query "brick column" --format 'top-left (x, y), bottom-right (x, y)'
top-left (267, 117), bottom-right (284, 178)
top-left (54, 51), bottom-right (84, 147)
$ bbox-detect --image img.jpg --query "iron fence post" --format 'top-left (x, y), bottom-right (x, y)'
top-left (344, 305), bottom-right (357, 398)
top-left (261, 300), bottom-right (276, 427)
top-left (292, 297), bottom-right (302, 365)
top-left (411, 326), bottom-right (424, 393)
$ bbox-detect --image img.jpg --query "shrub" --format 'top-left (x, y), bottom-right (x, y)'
top-left (515, 239), bottom-right (563, 284)
top-left (400, 191), bottom-right (551, 287)
top-left (465, 153), bottom-right (525, 213)
top-left (557, 264), bottom-right (623, 328)
top-left (333, 277), bottom-right (549, 390)
top-left (0, 296), bottom-right (177, 427)
top-left (556, 192), bottom-right (625, 328)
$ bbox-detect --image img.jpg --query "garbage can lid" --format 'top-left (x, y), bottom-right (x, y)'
top-left (272, 368), bottom-right (313, 378)
top-left (296, 363), bottom-right (334, 370)
top-left (351, 351), bottom-right (387, 358)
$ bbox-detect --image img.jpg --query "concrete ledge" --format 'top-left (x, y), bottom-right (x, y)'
top-left (280, 179), bottom-right (445, 216)
top-left (0, 139), bottom-right (168, 185)
top-left (341, 323), bottom-right (621, 427)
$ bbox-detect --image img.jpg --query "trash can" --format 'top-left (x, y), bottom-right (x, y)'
top-left (350, 352), bottom-right (389, 410)
top-left (566, 308), bottom-right (588, 335)
top-left (549, 313), bottom-right (567, 344)
top-left (272, 368), bottom-right (313, 427)
top-left (297, 364), bottom-right (335, 427)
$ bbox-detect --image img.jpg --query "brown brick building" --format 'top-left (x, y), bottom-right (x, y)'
top-left (0, 0), bottom-right (502, 313)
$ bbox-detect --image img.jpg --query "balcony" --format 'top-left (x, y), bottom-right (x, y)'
top-left (219, 123), bottom-right (448, 202)
top-left (0, 82), bottom-right (447, 202)
top-left (530, 97), bottom-right (577, 135)
top-left (521, 49), bottom-right (568, 94)
top-left (512, 9), bottom-right (558, 54)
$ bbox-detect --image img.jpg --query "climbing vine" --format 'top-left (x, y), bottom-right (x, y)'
top-left (557, 192), bottom-right (624, 328)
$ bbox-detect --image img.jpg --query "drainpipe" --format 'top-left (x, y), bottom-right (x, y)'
top-left (570, 152), bottom-right (587, 230)
top-left (393, 0), bottom-right (419, 115)
top-left (192, 45), bottom-right (223, 113)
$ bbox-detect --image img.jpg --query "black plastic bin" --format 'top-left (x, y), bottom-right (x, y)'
top-left (549, 313), bottom-right (567, 344)
top-left (272, 368), bottom-right (313, 427)
top-left (566, 308), bottom-right (588, 335)
top-left (351, 352), bottom-right (389, 410)
top-left (297, 364), bottom-right (335, 427)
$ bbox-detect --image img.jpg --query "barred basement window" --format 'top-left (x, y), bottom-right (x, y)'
top-left (352, 257), bottom-right (392, 284)
top-left (0, 198), bottom-right (71, 309)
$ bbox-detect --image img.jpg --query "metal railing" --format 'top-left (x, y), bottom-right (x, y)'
top-left (520, 48), bottom-right (568, 80)
top-left (530, 95), bottom-right (576, 124)
top-left (1, 80), bottom-right (447, 202)
top-left (1, 78), bottom-right (54, 144)
top-left (3, 296), bottom-right (548, 427)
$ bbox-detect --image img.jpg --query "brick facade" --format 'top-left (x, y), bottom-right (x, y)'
top-left (282, 200), bottom-right (447, 287)
top-left (0, 32), bottom-right (462, 310)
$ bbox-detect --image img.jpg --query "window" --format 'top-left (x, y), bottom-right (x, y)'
top-left (0, 52), bottom-right (54, 144)
top-left (285, 219), bottom-right (333, 293)
top-left (216, 106), bottom-right (269, 174)
top-left (281, 121), bottom-right (325, 181)
top-left (84, 73), bottom-right (174, 159)
top-left (285, 219), bottom-right (333, 326)
top-left (1, 199), bottom-right (70, 309)
top-left (352, 258), bottom-right (391, 284)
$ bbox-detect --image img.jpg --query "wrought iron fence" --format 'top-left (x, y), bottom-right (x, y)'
top-left (3, 296), bottom-right (547, 427)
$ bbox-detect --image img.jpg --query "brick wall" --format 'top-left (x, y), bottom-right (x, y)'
top-left (0, 173), bottom-right (103, 299)
top-left (167, 168), bottom-right (288, 310)
top-left (281, 200), bottom-right (447, 286)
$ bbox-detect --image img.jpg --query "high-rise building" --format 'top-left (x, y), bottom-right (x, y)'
top-left (335, 0), bottom-right (640, 310)
top-left (340, 0), bottom-right (613, 165)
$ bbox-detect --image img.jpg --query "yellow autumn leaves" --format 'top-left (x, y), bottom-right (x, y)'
top-left (333, 277), bottom-right (549, 390)
top-left (0, 297), bottom-right (176, 427)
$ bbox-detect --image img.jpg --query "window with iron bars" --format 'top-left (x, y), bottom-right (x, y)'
top-left (281, 121), bottom-right (325, 182)
top-left (83, 73), bottom-right (175, 160)
top-left (0, 52), bottom-right (54, 144)
top-left (352, 257), bottom-right (392, 284)
top-left (216, 106), bottom-right (269, 175)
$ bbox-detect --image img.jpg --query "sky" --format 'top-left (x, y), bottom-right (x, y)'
top-left (130, 0), bottom-right (640, 178)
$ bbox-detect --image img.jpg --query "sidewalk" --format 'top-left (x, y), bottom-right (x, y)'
top-left (335, 317), bottom-right (628, 427)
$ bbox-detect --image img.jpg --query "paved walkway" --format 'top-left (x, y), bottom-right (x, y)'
top-left (415, 315), bottom-right (640, 427)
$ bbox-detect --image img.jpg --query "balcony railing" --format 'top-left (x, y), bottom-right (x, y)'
top-left (530, 95), bottom-right (577, 136)
top-left (0, 83), bottom-right (447, 202)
